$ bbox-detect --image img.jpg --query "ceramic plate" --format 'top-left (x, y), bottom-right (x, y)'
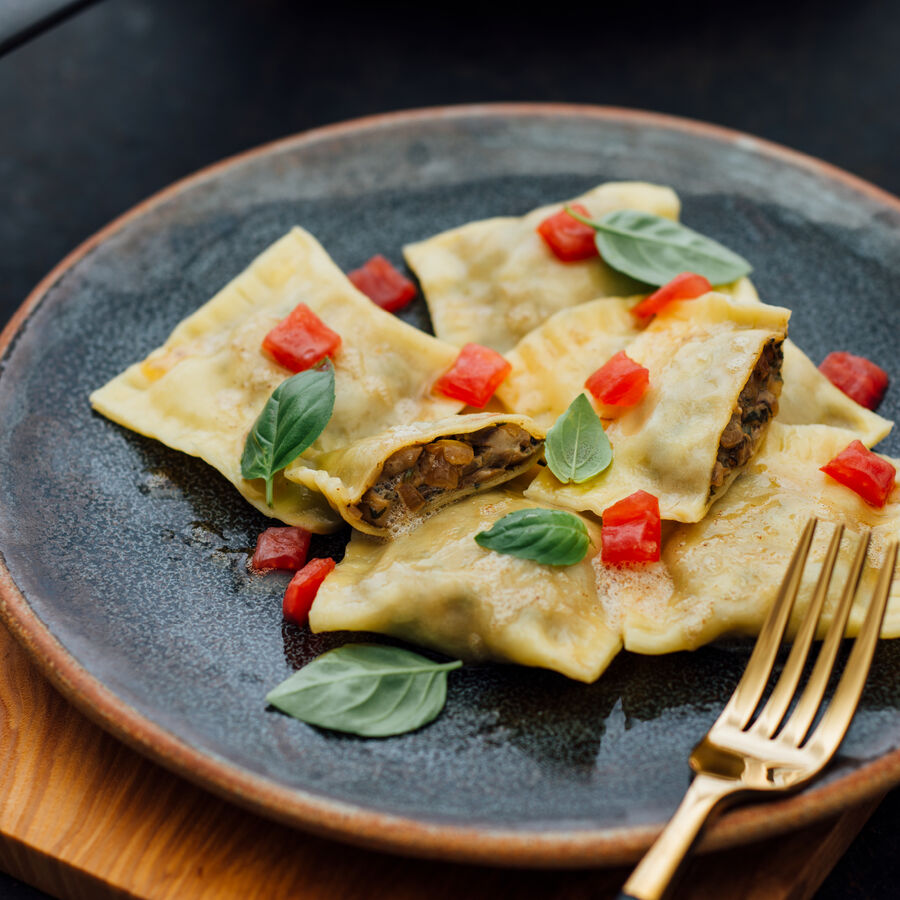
top-left (3, 105), bottom-right (900, 867)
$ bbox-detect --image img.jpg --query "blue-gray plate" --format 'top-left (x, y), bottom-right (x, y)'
top-left (3, 105), bottom-right (900, 866)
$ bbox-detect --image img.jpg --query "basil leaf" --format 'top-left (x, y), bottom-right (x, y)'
top-left (545, 394), bottom-right (612, 484)
top-left (241, 360), bottom-right (335, 505)
top-left (566, 206), bottom-right (752, 286)
top-left (266, 644), bottom-right (462, 737)
top-left (475, 508), bottom-right (590, 566)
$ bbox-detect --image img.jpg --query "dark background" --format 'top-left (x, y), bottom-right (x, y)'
top-left (2, 0), bottom-right (900, 896)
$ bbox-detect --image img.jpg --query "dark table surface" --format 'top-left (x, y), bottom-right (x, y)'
top-left (2, 0), bottom-right (900, 896)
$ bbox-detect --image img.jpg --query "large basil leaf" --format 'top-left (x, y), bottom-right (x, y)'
top-left (545, 394), bottom-right (612, 484)
top-left (475, 507), bottom-right (590, 566)
top-left (567, 207), bottom-right (752, 286)
top-left (266, 644), bottom-right (462, 737)
top-left (241, 360), bottom-right (335, 505)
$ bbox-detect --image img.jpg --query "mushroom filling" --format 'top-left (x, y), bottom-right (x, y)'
top-left (710, 339), bottom-right (784, 493)
top-left (353, 424), bottom-right (542, 526)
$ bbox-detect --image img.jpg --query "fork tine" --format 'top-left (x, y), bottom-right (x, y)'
top-left (803, 541), bottom-right (897, 759)
top-left (751, 524), bottom-right (844, 738)
top-left (720, 519), bottom-right (817, 730)
top-left (779, 531), bottom-right (872, 746)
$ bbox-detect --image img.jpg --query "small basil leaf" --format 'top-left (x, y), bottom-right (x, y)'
top-left (266, 644), bottom-right (462, 737)
top-left (475, 507), bottom-right (590, 566)
top-left (545, 394), bottom-right (612, 484)
top-left (566, 206), bottom-right (752, 286)
top-left (241, 360), bottom-right (335, 505)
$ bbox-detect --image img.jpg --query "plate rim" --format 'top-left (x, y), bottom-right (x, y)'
top-left (2, 102), bottom-right (900, 868)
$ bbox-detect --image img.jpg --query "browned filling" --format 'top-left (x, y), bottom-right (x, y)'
top-left (352, 424), bottom-right (542, 527)
top-left (710, 339), bottom-right (784, 493)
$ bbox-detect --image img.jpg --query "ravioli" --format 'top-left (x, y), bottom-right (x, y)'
top-left (526, 293), bottom-right (790, 522)
top-left (403, 181), bottom-right (681, 352)
top-left (91, 227), bottom-right (463, 531)
top-left (310, 491), bottom-right (621, 683)
top-left (285, 413), bottom-right (545, 536)
top-left (597, 423), bottom-right (900, 655)
top-left (495, 278), bottom-right (760, 429)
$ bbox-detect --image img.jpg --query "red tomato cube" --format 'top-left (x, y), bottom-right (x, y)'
top-left (601, 490), bottom-right (661, 564)
top-left (820, 440), bottom-right (896, 508)
top-left (433, 343), bottom-right (512, 408)
top-left (585, 351), bottom-right (650, 410)
top-left (262, 303), bottom-right (341, 372)
top-left (283, 558), bottom-right (336, 625)
top-left (819, 351), bottom-right (889, 411)
top-left (631, 272), bottom-right (713, 319)
top-left (348, 254), bottom-right (417, 313)
top-left (251, 526), bottom-right (311, 571)
top-left (536, 203), bottom-right (599, 262)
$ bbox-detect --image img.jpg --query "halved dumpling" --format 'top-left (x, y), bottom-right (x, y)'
top-left (310, 491), bottom-right (620, 682)
top-left (598, 423), bottom-right (900, 655)
top-left (526, 293), bottom-right (790, 522)
top-left (403, 181), bottom-right (681, 352)
top-left (90, 227), bottom-right (463, 531)
top-left (285, 413), bottom-right (545, 536)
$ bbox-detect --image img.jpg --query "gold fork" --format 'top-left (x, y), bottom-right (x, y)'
top-left (617, 519), bottom-right (898, 900)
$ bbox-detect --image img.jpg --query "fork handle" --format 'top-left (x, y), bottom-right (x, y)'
top-left (618, 774), bottom-right (737, 900)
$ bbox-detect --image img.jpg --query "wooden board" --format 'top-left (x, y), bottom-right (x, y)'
top-left (0, 622), bottom-right (880, 900)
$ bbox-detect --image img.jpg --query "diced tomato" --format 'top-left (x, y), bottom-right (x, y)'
top-left (601, 490), bottom-right (661, 564)
top-left (348, 254), bottom-right (417, 313)
top-left (585, 351), bottom-right (650, 411)
top-left (433, 343), bottom-right (512, 408)
top-left (283, 558), bottom-right (336, 625)
top-left (536, 203), bottom-right (599, 262)
top-left (251, 526), bottom-right (311, 571)
top-left (631, 272), bottom-right (713, 319)
top-left (820, 440), bottom-right (896, 508)
top-left (819, 351), bottom-right (889, 411)
top-left (262, 303), bottom-right (341, 372)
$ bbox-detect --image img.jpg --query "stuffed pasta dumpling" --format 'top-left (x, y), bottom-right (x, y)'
top-left (311, 491), bottom-right (620, 682)
top-left (285, 413), bottom-right (545, 536)
top-left (526, 293), bottom-right (790, 522)
top-left (403, 181), bottom-right (680, 352)
top-left (91, 227), bottom-right (463, 530)
top-left (599, 423), bottom-right (900, 655)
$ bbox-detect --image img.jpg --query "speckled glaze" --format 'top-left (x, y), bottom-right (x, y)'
top-left (3, 106), bottom-right (900, 868)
